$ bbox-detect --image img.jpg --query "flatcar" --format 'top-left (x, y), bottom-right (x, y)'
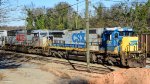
top-left (3, 27), bottom-right (147, 67)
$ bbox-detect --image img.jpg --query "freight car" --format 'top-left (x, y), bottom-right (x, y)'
top-left (3, 27), bottom-right (146, 67)
top-left (138, 34), bottom-right (150, 57)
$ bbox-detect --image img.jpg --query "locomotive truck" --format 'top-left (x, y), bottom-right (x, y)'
top-left (1, 27), bottom-right (147, 67)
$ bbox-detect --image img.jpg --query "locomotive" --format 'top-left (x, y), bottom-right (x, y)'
top-left (1, 27), bottom-right (146, 67)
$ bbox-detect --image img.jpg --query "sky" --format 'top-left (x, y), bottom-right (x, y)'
top-left (0, 0), bottom-right (136, 26)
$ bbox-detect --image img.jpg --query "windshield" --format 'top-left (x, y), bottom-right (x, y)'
top-left (119, 31), bottom-right (134, 36)
top-left (40, 33), bottom-right (47, 37)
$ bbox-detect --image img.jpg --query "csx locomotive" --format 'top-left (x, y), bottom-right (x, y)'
top-left (0, 27), bottom-right (146, 67)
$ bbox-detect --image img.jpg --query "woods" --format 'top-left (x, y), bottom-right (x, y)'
top-left (25, 2), bottom-right (85, 30)
top-left (1, 1), bottom-right (150, 33)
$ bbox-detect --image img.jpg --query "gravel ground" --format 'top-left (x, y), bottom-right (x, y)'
top-left (0, 50), bottom-right (150, 84)
top-left (0, 50), bottom-right (94, 84)
top-left (0, 59), bottom-right (64, 84)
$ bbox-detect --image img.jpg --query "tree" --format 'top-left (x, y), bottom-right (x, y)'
top-left (25, 8), bottom-right (35, 29)
top-left (25, 2), bottom-right (85, 30)
top-left (24, 0), bottom-right (150, 33)
top-left (131, 2), bottom-right (149, 33)
top-left (25, 7), bottom-right (46, 30)
top-left (32, 8), bottom-right (46, 29)
top-left (146, 0), bottom-right (150, 32)
top-left (0, 0), bottom-right (10, 24)
top-left (91, 3), bottom-right (105, 28)
top-left (45, 8), bottom-right (56, 29)
top-left (54, 2), bottom-right (74, 30)
top-left (45, 2), bottom-right (84, 30)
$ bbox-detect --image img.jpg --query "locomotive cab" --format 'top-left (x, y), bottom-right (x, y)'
top-left (101, 27), bottom-right (122, 54)
top-left (31, 30), bottom-right (50, 47)
top-left (101, 27), bottom-right (146, 67)
top-left (101, 27), bottom-right (135, 54)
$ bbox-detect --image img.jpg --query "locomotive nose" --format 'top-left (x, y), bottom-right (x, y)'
top-left (121, 37), bottom-right (138, 52)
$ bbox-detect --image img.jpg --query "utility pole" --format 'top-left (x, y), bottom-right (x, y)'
top-left (76, 0), bottom-right (79, 29)
top-left (85, 0), bottom-right (90, 72)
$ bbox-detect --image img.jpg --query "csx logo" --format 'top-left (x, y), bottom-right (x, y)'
top-left (72, 31), bottom-right (85, 43)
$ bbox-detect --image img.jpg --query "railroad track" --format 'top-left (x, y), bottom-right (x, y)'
top-left (0, 50), bottom-right (116, 74)
top-left (20, 53), bottom-right (114, 74)
top-left (1, 50), bottom-right (150, 73)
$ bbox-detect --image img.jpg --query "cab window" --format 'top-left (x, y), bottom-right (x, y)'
top-left (40, 33), bottom-right (47, 37)
top-left (114, 33), bottom-right (118, 38)
top-left (119, 31), bottom-right (123, 36)
top-left (119, 31), bottom-right (134, 36)
top-left (125, 32), bottom-right (129, 36)
top-left (33, 33), bottom-right (39, 37)
top-left (106, 34), bottom-right (111, 41)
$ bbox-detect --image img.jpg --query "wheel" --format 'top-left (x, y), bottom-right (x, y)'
top-left (97, 55), bottom-right (104, 64)
top-left (127, 53), bottom-right (146, 68)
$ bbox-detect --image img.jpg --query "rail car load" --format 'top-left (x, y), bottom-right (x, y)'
top-left (2, 27), bottom-right (146, 67)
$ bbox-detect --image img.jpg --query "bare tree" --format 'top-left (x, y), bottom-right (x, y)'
top-left (0, 0), bottom-right (11, 25)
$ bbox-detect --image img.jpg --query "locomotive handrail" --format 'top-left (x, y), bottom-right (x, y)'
top-left (125, 42), bottom-right (138, 53)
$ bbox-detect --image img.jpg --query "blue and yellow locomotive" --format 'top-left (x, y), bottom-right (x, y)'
top-left (49, 27), bottom-right (146, 67)
top-left (3, 27), bottom-right (146, 67)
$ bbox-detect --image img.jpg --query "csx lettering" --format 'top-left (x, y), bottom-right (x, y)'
top-left (72, 31), bottom-right (85, 43)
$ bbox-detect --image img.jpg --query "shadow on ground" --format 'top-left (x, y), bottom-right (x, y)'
top-left (0, 51), bottom-right (22, 69)
top-left (68, 78), bottom-right (88, 84)
top-left (58, 77), bottom-right (89, 84)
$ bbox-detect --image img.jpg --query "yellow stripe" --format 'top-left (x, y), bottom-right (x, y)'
top-left (49, 46), bottom-right (86, 51)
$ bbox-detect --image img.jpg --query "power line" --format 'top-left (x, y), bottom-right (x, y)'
top-left (26, 0), bottom-right (85, 18)
top-left (49, 0), bottom-right (85, 13)
top-left (16, 0), bottom-right (149, 27)
top-left (11, 0), bottom-right (85, 29)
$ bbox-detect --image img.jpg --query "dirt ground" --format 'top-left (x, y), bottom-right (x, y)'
top-left (0, 51), bottom-right (150, 84)
top-left (0, 60), bottom-right (89, 84)
top-left (0, 51), bottom-right (98, 84)
top-left (89, 68), bottom-right (150, 84)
